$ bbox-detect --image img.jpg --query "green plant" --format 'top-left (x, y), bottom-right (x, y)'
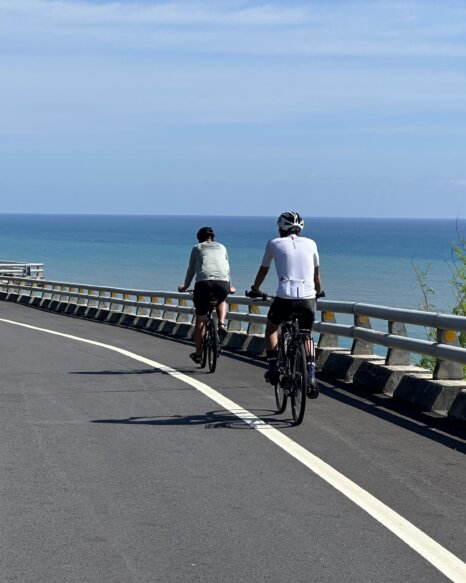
top-left (413, 219), bottom-right (466, 377)
top-left (449, 222), bottom-right (466, 376)
top-left (411, 261), bottom-right (436, 371)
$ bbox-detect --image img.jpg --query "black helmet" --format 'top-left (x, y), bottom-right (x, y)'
top-left (197, 226), bottom-right (215, 242)
top-left (277, 211), bottom-right (304, 233)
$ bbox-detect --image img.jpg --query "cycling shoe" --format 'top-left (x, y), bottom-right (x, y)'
top-left (264, 369), bottom-right (280, 386)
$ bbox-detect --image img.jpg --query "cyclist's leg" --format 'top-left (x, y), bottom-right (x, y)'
top-left (297, 299), bottom-right (318, 397)
top-left (193, 315), bottom-right (206, 356)
top-left (216, 300), bottom-right (227, 325)
top-left (264, 318), bottom-right (280, 384)
top-left (192, 282), bottom-right (210, 361)
top-left (265, 298), bottom-right (290, 384)
top-left (213, 281), bottom-right (230, 336)
top-left (265, 319), bottom-right (279, 352)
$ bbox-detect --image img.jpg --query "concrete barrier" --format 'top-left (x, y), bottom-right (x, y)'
top-left (317, 349), bottom-right (466, 421)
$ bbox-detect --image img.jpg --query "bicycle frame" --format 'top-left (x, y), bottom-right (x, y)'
top-left (276, 318), bottom-right (315, 425)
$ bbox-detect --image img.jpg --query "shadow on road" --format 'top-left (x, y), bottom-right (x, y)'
top-left (71, 360), bottom-right (466, 451)
top-left (70, 368), bottom-right (158, 375)
top-left (91, 409), bottom-right (294, 429)
top-left (318, 375), bottom-right (466, 454)
top-left (69, 367), bottom-right (224, 377)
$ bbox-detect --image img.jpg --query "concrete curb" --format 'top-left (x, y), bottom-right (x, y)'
top-left (318, 348), bottom-right (466, 421)
top-left (2, 291), bottom-right (465, 423)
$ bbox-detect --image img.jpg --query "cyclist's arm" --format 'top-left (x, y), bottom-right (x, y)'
top-left (314, 266), bottom-right (322, 297)
top-left (251, 265), bottom-right (269, 291)
top-left (179, 248), bottom-right (196, 291)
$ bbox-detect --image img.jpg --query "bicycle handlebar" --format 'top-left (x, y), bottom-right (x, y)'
top-left (245, 289), bottom-right (326, 300)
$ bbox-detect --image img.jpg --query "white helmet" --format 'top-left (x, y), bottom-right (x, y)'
top-left (277, 211), bottom-right (304, 232)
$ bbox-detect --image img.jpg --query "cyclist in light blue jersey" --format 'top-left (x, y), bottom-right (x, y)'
top-left (179, 226), bottom-right (235, 363)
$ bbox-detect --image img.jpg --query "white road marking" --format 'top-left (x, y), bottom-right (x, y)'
top-left (2, 317), bottom-right (466, 582)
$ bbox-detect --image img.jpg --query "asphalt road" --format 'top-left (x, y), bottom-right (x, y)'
top-left (0, 301), bottom-right (465, 583)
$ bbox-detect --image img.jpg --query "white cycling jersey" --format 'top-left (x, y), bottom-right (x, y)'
top-left (261, 234), bottom-right (319, 299)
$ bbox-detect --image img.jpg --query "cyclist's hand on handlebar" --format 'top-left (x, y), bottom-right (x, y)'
top-left (246, 286), bottom-right (264, 299)
top-left (178, 285), bottom-right (188, 292)
top-left (316, 290), bottom-right (326, 299)
top-left (229, 285), bottom-right (236, 294)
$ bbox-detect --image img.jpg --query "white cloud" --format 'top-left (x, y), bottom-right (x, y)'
top-left (1, 0), bottom-right (466, 57)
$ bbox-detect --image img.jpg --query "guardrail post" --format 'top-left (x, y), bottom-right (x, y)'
top-left (89, 290), bottom-right (99, 307)
top-left (247, 303), bottom-right (264, 335)
top-left (98, 291), bottom-right (109, 310)
top-left (43, 284), bottom-right (53, 300)
top-left (176, 298), bottom-right (192, 323)
top-left (136, 295), bottom-right (149, 316)
top-left (59, 286), bottom-right (69, 302)
top-left (122, 293), bottom-right (133, 314)
top-left (150, 297), bottom-right (161, 319)
top-left (351, 314), bottom-right (374, 355)
top-left (434, 329), bottom-right (464, 380)
top-left (52, 285), bottom-right (61, 301)
top-left (19, 280), bottom-right (30, 297)
top-left (227, 301), bottom-right (242, 332)
top-left (69, 287), bottom-right (78, 304)
top-left (162, 297), bottom-right (176, 321)
top-left (77, 288), bottom-right (87, 306)
top-left (318, 310), bottom-right (340, 348)
top-left (110, 292), bottom-right (122, 312)
top-left (386, 321), bottom-right (410, 365)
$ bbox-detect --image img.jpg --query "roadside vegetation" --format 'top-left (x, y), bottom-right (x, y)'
top-left (413, 220), bottom-right (466, 378)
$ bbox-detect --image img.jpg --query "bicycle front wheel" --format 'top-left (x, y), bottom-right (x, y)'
top-left (274, 381), bottom-right (287, 414)
top-left (290, 341), bottom-right (307, 425)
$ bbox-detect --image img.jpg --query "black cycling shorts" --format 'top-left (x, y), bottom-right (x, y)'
top-left (193, 280), bottom-right (230, 316)
top-left (267, 297), bottom-right (317, 329)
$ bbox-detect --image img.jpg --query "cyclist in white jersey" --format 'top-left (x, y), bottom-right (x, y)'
top-left (250, 211), bottom-right (322, 397)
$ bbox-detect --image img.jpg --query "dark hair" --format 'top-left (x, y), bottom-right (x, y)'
top-left (196, 226), bottom-right (215, 242)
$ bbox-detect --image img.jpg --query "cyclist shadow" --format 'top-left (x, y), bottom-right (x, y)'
top-left (91, 409), bottom-right (294, 429)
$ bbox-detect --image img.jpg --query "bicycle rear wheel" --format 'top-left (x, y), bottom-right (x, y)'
top-left (200, 323), bottom-right (210, 369)
top-left (207, 319), bottom-right (218, 373)
top-left (290, 341), bottom-right (307, 425)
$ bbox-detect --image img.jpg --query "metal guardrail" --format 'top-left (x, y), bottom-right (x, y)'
top-left (1, 276), bottom-right (466, 381)
top-left (0, 261), bottom-right (44, 278)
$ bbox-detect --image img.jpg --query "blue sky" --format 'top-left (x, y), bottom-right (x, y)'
top-left (1, 0), bottom-right (465, 218)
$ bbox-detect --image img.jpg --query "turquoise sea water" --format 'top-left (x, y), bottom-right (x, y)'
top-left (0, 214), bottom-right (462, 313)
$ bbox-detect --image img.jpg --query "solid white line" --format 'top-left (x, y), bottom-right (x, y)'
top-left (2, 317), bottom-right (466, 582)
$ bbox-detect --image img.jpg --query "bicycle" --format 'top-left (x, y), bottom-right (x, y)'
top-left (200, 297), bottom-right (221, 373)
top-left (246, 290), bottom-right (323, 425)
top-left (188, 290), bottom-right (221, 373)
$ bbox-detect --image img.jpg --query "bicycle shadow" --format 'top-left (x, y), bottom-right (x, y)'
top-left (91, 409), bottom-right (294, 429)
top-left (70, 367), bottom-right (223, 377)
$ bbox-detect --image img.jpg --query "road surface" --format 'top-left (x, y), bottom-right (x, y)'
top-left (0, 301), bottom-right (465, 582)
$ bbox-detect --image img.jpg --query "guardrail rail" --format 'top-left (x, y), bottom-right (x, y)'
top-left (0, 261), bottom-right (44, 279)
top-left (1, 275), bottom-right (466, 381)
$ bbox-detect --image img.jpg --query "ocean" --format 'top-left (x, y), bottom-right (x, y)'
top-left (0, 214), bottom-right (462, 314)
